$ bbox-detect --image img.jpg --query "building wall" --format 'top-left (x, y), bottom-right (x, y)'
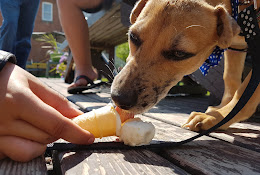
top-left (0, 0), bottom-right (63, 63)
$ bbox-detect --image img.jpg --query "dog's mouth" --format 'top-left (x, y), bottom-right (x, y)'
top-left (111, 91), bottom-right (158, 114)
top-left (111, 76), bottom-right (177, 114)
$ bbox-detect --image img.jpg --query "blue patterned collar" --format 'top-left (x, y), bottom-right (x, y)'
top-left (199, 0), bottom-right (239, 76)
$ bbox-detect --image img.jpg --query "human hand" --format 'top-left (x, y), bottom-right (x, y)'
top-left (0, 63), bottom-right (95, 162)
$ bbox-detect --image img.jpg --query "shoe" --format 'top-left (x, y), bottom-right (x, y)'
top-left (67, 75), bottom-right (106, 94)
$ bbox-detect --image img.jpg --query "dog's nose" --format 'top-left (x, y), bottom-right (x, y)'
top-left (111, 90), bottom-right (138, 110)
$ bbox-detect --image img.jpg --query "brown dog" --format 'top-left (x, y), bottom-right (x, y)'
top-left (111, 0), bottom-right (260, 131)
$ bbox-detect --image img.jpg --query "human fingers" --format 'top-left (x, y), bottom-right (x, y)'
top-left (0, 136), bottom-right (46, 162)
top-left (1, 119), bottom-right (56, 144)
top-left (19, 90), bottom-right (95, 145)
top-left (26, 74), bottom-right (83, 119)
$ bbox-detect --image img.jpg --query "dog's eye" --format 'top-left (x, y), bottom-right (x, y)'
top-left (129, 32), bottom-right (142, 47)
top-left (174, 51), bottom-right (187, 58)
top-left (162, 50), bottom-right (195, 61)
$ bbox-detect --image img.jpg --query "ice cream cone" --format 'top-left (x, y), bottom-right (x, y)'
top-left (72, 104), bottom-right (121, 138)
top-left (73, 104), bottom-right (155, 146)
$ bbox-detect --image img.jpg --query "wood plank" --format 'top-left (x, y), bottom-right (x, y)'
top-left (57, 149), bottom-right (189, 175)
top-left (95, 26), bottom-right (128, 43)
top-left (0, 156), bottom-right (47, 175)
top-left (93, 21), bottom-right (125, 42)
top-left (88, 2), bottom-right (129, 47)
top-left (89, 4), bottom-right (121, 32)
top-left (140, 116), bottom-right (260, 175)
top-left (91, 27), bottom-right (128, 47)
top-left (53, 137), bottom-right (189, 175)
top-left (90, 9), bottom-right (121, 40)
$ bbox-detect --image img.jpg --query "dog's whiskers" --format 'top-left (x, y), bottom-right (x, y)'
top-left (100, 70), bottom-right (115, 81)
top-left (108, 57), bottom-right (118, 74)
top-left (105, 64), bottom-right (115, 77)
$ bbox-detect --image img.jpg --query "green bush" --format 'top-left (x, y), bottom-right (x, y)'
top-left (116, 42), bottom-right (129, 62)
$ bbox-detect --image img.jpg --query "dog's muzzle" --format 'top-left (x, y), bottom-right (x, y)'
top-left (111, 89), bottom-right (138, 110)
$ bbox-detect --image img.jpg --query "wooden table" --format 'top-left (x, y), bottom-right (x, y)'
top-left (1, 78), bottom-right (260, 175)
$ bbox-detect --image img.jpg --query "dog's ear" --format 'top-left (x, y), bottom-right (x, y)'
top-left (130, 0), bottom-right (148, 24)
top-left (215, 5), bottom-right (240, 49)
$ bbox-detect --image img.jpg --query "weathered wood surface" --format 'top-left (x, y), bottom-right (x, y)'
top-left (0, 156), bottom-right (47, 175)
top-left (88, 2), bottom-right (131, 48)
top-left (57, 149), bottom-right (189, 175)
top-left (142, 116), bottom-right (260, 175)
top-left (40, 78), bottom-right (260, 175)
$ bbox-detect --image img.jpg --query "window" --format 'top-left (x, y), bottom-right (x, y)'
top-left (42, 2), bottom-right (53, 22)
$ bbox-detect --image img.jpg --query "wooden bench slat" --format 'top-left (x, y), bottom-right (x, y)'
top-left (88, 2), bottom-right (130, 47)
top-left (54, 138), bottom-right (189, 175)
top-left (90, 9), bottom-right (121, 40)
top-left (89, 4), bottom-right (121, 32)
top-left (57, 150), bottom-right (189, 175)
top-left (0, 156), bottom-right (47, 175)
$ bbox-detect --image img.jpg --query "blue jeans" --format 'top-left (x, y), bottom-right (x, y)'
top-left (0, 0), bottom-right (40, 69)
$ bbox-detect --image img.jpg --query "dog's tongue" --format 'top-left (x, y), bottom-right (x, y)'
top-left (115, 106), bottom-right (135, 123)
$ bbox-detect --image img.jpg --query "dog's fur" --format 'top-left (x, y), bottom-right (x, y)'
top-left (111, 0), bottom-right (260, 131)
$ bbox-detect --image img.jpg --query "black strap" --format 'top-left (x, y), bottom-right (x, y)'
top-left (75, 75), bottom-right (94, 85)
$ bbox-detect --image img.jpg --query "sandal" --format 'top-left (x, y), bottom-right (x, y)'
top-left (67, 75), bottom-right (105, 94)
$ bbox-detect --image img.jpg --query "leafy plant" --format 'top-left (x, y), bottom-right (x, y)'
top-left (116, 42), bottom-right (129, 62)
top-left (49, 52), bottom-right (68, 78)
top-left (37, 34), bottom-right (68, 77)
top-left (36, 34), bottom-right (59, 52)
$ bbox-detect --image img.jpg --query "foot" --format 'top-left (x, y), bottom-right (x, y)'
top-left (68, 67), bottom-right (98, 89)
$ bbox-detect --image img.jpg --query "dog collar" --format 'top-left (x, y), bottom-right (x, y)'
top-left (200, 0), bottom-right (240, 76)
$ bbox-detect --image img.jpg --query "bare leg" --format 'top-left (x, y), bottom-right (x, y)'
top-left (57, 0), bottom-right (103, 87)
top-left (206, 49), bottom-right (246, 112)
top-left (220, 50), bottom-right (246, 107)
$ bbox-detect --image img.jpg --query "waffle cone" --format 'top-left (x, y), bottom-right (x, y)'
top-left (73, 104), bottom-right (121, 138)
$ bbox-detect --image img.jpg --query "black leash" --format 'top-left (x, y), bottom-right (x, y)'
top-left (47, 4), bottom-right (260, 152)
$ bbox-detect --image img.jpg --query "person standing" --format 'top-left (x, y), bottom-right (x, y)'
top-left (0, 0), bottom-right (40, 69)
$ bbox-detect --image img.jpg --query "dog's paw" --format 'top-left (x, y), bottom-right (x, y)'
top-left (182, 112), bottom-right (220, 131)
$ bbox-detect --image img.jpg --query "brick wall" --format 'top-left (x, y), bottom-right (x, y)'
top-left (0, 0), bottom-right (63, 63)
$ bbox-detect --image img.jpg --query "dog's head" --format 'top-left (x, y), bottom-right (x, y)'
top-left (111, 0), bottom-right (240, 114)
